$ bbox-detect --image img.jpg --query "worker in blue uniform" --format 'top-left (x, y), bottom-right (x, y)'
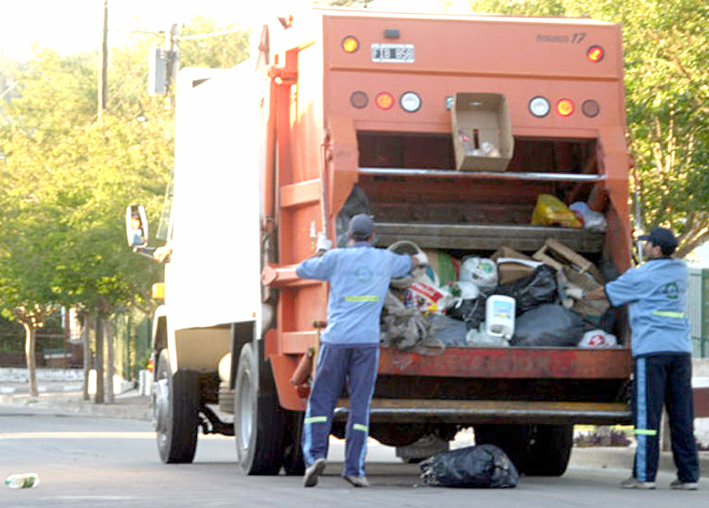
top-left (296, 214), bottom-right (425, 488)
top-left (583, 227), bottom-right (700, 490)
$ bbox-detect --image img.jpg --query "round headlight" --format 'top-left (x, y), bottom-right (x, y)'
top-left (529, 96), bottom-right (551, 118)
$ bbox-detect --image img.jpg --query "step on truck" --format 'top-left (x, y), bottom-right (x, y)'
top-left (129, 8), bottom-right (633, 476)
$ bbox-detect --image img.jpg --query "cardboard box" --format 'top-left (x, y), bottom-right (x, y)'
top-left (491, 246), bottom-right (539, 285)
top-left (451, 92), bottom-right (514, 172)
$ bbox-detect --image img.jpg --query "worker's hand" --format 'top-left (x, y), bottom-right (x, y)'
top-left (316, 233), bottom-right (332, 252)
top-left (412, 252), bottom-right (429, 267)
top-left (565, 285), bottom-right (585, 300)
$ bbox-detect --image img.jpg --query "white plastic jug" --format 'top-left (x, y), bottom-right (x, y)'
top-left (485, 295), bottom-right (516, 339)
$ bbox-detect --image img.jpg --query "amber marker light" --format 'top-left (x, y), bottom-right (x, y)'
top-left (342, 36), bottom-right (359, 53)
top-left (375, 92), bottom-right (395, 110)
top-left (587, 45), bottom-right (604, 63)
top-left (556, 99), bottom-right (575, 117)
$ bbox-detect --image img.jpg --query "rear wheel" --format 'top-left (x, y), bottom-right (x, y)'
top-left (524, 424), bottom-right (574, 476)
top-left (154, 349), bottom-right (200, 463)
top-left (281, 410), bottom-right (306, 475)
top-left (474, 424), bottom-right (530, 474)
top-left (234, 342), bottom-right (285, 475)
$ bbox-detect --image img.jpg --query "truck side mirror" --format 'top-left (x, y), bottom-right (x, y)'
top-left (125, 204), bottom-right (149, 248)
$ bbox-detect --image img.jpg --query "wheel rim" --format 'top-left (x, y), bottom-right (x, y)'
top-left (154, 377), bottom-right (170, 447)
top-left (238, 370), bottom-right (253, 452)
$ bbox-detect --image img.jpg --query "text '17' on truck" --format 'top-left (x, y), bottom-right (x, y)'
top-left (128, 8), bottom-right (633, 477)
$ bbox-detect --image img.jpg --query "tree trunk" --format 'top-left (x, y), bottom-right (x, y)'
top-left (82, 311), bottom-right (91, 401)
top-left (105, 318), bottom-right (115, 404)
top-left (21, 321), bottom-right (39, 397)
top-left (95, 309), bottom-right (105, 404)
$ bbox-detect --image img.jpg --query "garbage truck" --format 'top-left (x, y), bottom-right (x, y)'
top-left (130, 8), bottom-right (634, 477)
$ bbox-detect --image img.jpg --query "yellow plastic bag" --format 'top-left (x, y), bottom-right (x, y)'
top-left (531, 194), bottom-right (582, 228)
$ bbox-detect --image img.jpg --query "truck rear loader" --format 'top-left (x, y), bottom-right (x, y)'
top-left (132, 8), bottom-right (634, 477)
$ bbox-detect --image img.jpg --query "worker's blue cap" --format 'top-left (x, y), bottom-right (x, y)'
top-left (639, 227), bottom-right (678, 251)
top-left (348, 214), bottom-right (374, 239)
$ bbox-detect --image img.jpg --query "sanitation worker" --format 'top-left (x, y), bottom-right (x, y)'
top-left (581, 227), bottom-right (700, 490)
top-left (296, 213), bottom-right (426, 488)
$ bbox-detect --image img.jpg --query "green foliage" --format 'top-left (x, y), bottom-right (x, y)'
top-left (460, 0), bottom-right (709, 257)
top-left (179, 16), bottom-right (251, 69)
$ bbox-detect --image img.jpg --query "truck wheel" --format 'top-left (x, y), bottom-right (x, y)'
top-left (234, 342), bottom-right (285, 475)
top-left (281, 410), bottom-right (305, 475)
top-left (474, 424), bottom-right (530, 474)
top-left (524, 424), bottom-right (574, 476)
top-left (154, 349), bottom-right (200, 464)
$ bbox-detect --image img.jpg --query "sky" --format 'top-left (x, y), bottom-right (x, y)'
top-left (0, 0), bottom-right (454, 61)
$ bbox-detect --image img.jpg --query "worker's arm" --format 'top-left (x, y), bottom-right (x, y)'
top-left (584, 286), bottom-right (607, 300)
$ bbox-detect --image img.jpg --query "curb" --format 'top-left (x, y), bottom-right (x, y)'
top-left (0, 391), bottom-right (152, 421)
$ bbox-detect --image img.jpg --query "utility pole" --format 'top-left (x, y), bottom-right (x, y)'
top-left (165, 23), bottom-right (179, 97)
top-left (98, 0), bottom-right (109, 119)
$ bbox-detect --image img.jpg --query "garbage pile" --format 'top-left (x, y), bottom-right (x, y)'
top-left (380, 237), bottom-right (618, 353)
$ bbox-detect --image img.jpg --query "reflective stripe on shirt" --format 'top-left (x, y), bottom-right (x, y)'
top-left (652, 310), bottom-right (685, 318)
top-left (345, 295), bottom-right (380, 302)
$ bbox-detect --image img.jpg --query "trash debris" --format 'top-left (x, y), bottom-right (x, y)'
top-left (419, 444), bottom-right (518, 488)
top-left (5, 473), bottom-right (40, 489)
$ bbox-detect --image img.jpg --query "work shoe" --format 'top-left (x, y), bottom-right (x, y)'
top-left (670, 479), bottom-right (698, 491)
top-left (303, 458), bottom-right (326, 488)
top-left (344, 475), bottom-right (370, 488)
top-left (621, 477), bottom-right (656, 489)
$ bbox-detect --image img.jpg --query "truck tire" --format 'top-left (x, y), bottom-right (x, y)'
top-left (154, 349), bottom-right (200, 464)
top-left (474, 424), bottom-right (530, 474)
top-left (234, 342), bottom-right (285, 475)
top-left (281, 410), bottom-right (306, 475)
top-left (524, 424), bottom-right (574, 476)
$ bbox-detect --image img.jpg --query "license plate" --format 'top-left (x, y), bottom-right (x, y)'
top-left (371, 44), bottom-right (415, 63)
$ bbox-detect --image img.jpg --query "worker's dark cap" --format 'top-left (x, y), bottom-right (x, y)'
top-left (639, 227), bottom-right (678, 250)
top-left (348, 214), bottom-right (374, 238)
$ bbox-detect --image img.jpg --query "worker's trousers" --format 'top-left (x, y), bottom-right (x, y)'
top-left (302, 343), bottom-right (379, 478)
top-left (632, 353), bottom-right (699, 483)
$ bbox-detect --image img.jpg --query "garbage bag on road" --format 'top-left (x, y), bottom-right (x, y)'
top-left (419, 444), bottom-right (519, 488)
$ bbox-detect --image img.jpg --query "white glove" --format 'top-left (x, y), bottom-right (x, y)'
top-left (412, 252), bottom-right (429, 267)
top-left (565, 285), bottom-right (585, 300)
top-left (316, 233), bottom-right (332, 252)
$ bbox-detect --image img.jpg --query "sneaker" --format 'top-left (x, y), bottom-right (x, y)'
top-left (670, 479), bottom-right (698, 491)
top-left (344, 475), bottom-right (370, 488)
top-left (303, 458), bottom-right (326, 488)
top-left (621, 477), bottom-right (656, 489)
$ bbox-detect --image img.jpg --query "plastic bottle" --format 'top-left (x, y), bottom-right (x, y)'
top-left (485, 295), bottom-right (516, 339)
top-left (5, 473), bottom-right (40, 489)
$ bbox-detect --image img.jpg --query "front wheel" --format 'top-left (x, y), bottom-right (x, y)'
top-left (154, 349), bottom-right (200, 463)
top-left (234, 342), bottom-right (285, 475)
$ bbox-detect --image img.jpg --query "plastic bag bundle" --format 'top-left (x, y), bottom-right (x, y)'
top-left (381, 291), bottom-right (445, 355)
top-left (420, 444), bottom-right (519, 488)
top-left (493, 265), bottom-right (558, 315)
top-left (446, 295), bottom-right (487, 331)
top-left (531, 194), bottom-right (582, 228)
top-left (510, 304), bottom-right (585, 347)
top-left (460, 257), bottom-right (497, 292)
top-left (404, 282), bottom-right (454, 314)
top-left (569, 201), bottom-right (607, 233)
top-left (578, 329), bottom-right (618, 348)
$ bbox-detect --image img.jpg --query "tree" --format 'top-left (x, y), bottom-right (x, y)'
top-left (463, 0), bottom-right (709, 257)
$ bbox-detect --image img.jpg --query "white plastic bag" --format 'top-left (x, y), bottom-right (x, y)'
top-left (578, 329), bottom-right (617, 348)
top-left (569, 202), bottom-right (607, 233)
top-left (460, 257), bottom-right (497, 292)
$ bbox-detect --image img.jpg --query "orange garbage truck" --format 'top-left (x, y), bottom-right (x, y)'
top-left (132, 8), bottom-right (634, 477)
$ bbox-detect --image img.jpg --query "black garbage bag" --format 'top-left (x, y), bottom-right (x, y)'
top-left (446, 295), bottom-right (487, 331)
top-left (493, 265), bottom-right (558, 315)
top-left (419, 444), bottom-right (519, 488)
top-left (510, 303), bottom-right (585, 347)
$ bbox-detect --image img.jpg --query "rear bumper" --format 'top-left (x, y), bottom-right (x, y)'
top-left (334, 399), bottom-right (631, 426)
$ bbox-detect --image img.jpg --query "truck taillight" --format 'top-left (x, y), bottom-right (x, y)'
top-left (556, 99), bottom-right (575, 117)
top-left (147, 358), bottom-right (154, 373)
top-left (582, 99), bottom-right (600, 118)
top-left (400, 91), bottom-right (421, 113)
top-left (587, 45), bottom-right (604, 63)
top-left (342, 36), bottom-right (359, 53)
top-left (350, 91), bottom-right (368, 109)
top-left (529, 96), bottom-right (551, 118)
top-left (375, 92), bottom-right (394, 110)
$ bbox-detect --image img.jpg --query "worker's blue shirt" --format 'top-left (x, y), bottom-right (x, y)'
top-left (296, 243), bottom-right (412, 346)
top-left (605, 257), bottom-right (691, 357)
